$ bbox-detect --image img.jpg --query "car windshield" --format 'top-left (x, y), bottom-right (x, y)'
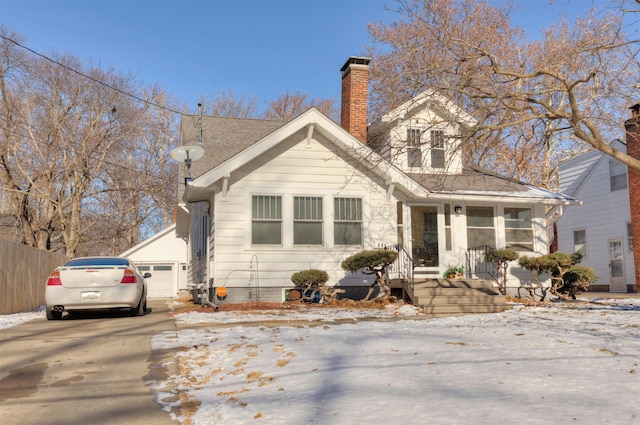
top-left (64, 257), bottom-right (130, 267)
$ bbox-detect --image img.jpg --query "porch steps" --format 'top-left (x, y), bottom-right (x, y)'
top-left (406, 278), bottom-right (511, 316)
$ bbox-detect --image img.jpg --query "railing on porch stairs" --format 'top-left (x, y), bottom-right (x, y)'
top-left (466, 245), bottom-right (498, 280)
top-left (384, 244), bottom-right (415, 286)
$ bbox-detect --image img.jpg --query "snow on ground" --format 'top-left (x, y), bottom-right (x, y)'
top-left (0, 308), bottom-right (44, 330)
top-left (3, 298), bottom-right (639, 424)
top-left (150, 298), bottom-right (640, 425)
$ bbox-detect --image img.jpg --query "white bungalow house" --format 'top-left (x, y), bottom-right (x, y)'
top-left (556, 139), bottom-right (635, 293)
top-left (174, 57), bottom-right (578, 304)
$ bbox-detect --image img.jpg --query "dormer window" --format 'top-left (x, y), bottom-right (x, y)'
top-left (407, 128), bottom-right (422, 167)
top-left (431, 130), bottom-right (445, 169)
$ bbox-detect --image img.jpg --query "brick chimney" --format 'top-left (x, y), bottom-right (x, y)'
top-left (626, 103), bottom-right (640, 293)
top-left (340, 56), bottom-right (371, 144)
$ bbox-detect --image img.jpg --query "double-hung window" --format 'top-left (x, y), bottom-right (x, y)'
top-left (504, 207), bottom-right (533, 251)
top-left (252, 195), bottom-right (282, 245)
top-left (430, 130), bottom-right (445, 168)
top-left (609, 161), bottom-right (627, 191)
top-left (407, 129), bottom-right (422, 168)
top-left (294, 196), bottom-right (323, 245)
top-left (573, 229), bottom-right (587, 257)
top-left (334, 197), bottom-right (362, 245)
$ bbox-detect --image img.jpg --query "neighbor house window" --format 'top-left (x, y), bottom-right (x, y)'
top-left (609, 161), bottom-right (627, 191)
top-left (334, 197), bottom-right (362, 245)
top-left (466, 206), bottom-right (495, 248)
top-left (430, 130), bottom-right (445, 168)
top-left (504, 207), bottom-right (533, 251)
top-left (407, 128), bottom-right (422, 167)
top-left (252, 195), bottom-right (282, 244)
top-left (573, 229), bottom-right (587, 257)
top-left (294, 196), bottom-right (323, 245)
top-left (627, 222), bottom-right (633, 252)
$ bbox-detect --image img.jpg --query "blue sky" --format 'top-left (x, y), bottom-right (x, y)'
top-left (0, 0), bottom-right (627, 115)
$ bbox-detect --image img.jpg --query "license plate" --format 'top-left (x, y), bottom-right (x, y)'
top-left (81, 291), bottom-right (101, 301)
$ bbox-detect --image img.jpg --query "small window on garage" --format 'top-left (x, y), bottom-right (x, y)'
top-left (153, 265), bottom-right (173, 271)
top-left (138, 265), bottom-right (151, 271)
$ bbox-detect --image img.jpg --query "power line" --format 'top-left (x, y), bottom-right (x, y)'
top-left (0, 124), bottom-right (179, 185)
top-left (0, 34), bottom-right (187, 117)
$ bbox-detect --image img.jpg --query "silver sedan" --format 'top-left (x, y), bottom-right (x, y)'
top-left (45, 256), bottom-right (150, 320)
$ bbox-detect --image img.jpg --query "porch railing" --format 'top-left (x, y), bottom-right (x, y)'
top-left (465, 245), bottom-right (498, 280)
top-left (384, 244), bottom-right (415, 285)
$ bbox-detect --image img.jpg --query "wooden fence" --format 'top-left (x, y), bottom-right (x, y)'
top-left (0, 239), bottom-right (67, 315)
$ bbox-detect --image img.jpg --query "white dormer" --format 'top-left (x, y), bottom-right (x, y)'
top-left (368, 89), bottom-right (477, 175)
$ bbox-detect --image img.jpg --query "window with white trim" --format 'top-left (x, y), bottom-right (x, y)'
top-left (466, 206), bottom-right (495, 248)
top-left (430, 130), bottom-right (445, 168)
top-left (407, 128), bottom-right (422, 168)
top-left (504, 207), bottom-right (533, 251)
top-left (627, 222), bottom-right (633, 252)
top-left (252, 195), bottom-right (282, 245)
top-left (573, 229), bottom-right (587, 257)
top-left (609, 160), bottom-right (627, 191)
top-left (294, 196), bottom-right (323, 245)
top-left (334, 197), bottom-right (362, 245)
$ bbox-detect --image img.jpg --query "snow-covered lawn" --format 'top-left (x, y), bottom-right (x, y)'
top-left (151, 298), bottom-right (640, 425)
top-left (4, 298), bottom-right (639, 424)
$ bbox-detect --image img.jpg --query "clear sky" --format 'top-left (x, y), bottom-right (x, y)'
top-left (0, 0), bottom-right (629, 115)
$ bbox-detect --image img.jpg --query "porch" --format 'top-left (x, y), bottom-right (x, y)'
top-left (386, 244), bottom-right (509, 316)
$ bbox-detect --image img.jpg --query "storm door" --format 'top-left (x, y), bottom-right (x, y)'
top-left (608, 239), bottom-right (626, 292)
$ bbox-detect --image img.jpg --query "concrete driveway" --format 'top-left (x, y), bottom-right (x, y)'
top-left (0, 300), bottom-right (179, 425)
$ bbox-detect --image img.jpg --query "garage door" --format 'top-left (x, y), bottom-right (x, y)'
top-left (139, 264), bottom-right (176, 298)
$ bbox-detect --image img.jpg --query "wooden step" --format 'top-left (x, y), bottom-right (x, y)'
top-left (404, 278), bottom-right (511, 316)
top-left (415, 294), bottom-right (506, 306)
top-left (421, 303), bottom-right (512, 316)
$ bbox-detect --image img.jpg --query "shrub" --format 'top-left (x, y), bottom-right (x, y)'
top-left (518, 252), bottom-right (596, 299)
top-left (485, 248), bottom-right (519, 295)
top-left (341, 249), bottom-right (398, 301)
top-left (291, 269), bottom-right (329, 288)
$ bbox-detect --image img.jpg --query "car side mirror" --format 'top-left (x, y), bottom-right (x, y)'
top-left (143, 272), bottom-right (152, 279)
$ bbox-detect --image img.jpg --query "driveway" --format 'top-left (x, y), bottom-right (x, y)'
top-left (0, 300), bottom-right (179, 425)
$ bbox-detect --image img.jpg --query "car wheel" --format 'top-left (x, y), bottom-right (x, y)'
top-left (46, 309), bottom-right (62, 320)
top-left (132, 293), bottom-right (146, 317)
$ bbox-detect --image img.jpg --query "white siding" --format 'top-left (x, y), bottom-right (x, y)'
top-left (211, 131), bottom-right (396, 289)
top-left (556, 143), bottom-right (633, 290)
top-left (385, 107), bottom-right (463, 174)
top-left (120, 225), bottom-right (188, 297)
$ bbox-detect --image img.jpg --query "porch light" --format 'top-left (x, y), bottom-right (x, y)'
top-left (454, 205), bottom-right (463, 214)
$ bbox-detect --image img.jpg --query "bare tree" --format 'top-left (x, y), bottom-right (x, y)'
top-left (367, 0), bottom-right (640, 185)
top-left (264, 91), bottom-right (338, 122)
top-left (0, 27), bottom-right (179, 256)
top-left (202, 89), bottom-right (259, 118)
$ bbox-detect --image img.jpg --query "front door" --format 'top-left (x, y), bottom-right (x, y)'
top-left (410, 206), bottom-right (439, 268)
top-left (608, 239), bottom-right (626, 292)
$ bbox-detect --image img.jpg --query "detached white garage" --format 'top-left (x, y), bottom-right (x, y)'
top-left (120, 224), bottom-right (187, 299)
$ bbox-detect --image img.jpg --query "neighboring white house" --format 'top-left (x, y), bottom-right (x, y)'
top-left (120, 224), bottom-right (188, 298)
top-left (556, 139), bottom-right (634, 293)
top-left (174, 57), bottom-right (578, 303)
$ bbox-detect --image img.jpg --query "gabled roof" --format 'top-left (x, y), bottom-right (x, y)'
top-left (178, 115), bottom-right (285, 200)
top-left (370, 89), bottom-right (478, 131)
top-left (183, 108), bottom-right (431, 202)
top-left (120, 223), bottom-right (178, 257)
top-left (558, 139), bottom-right (626, 198)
